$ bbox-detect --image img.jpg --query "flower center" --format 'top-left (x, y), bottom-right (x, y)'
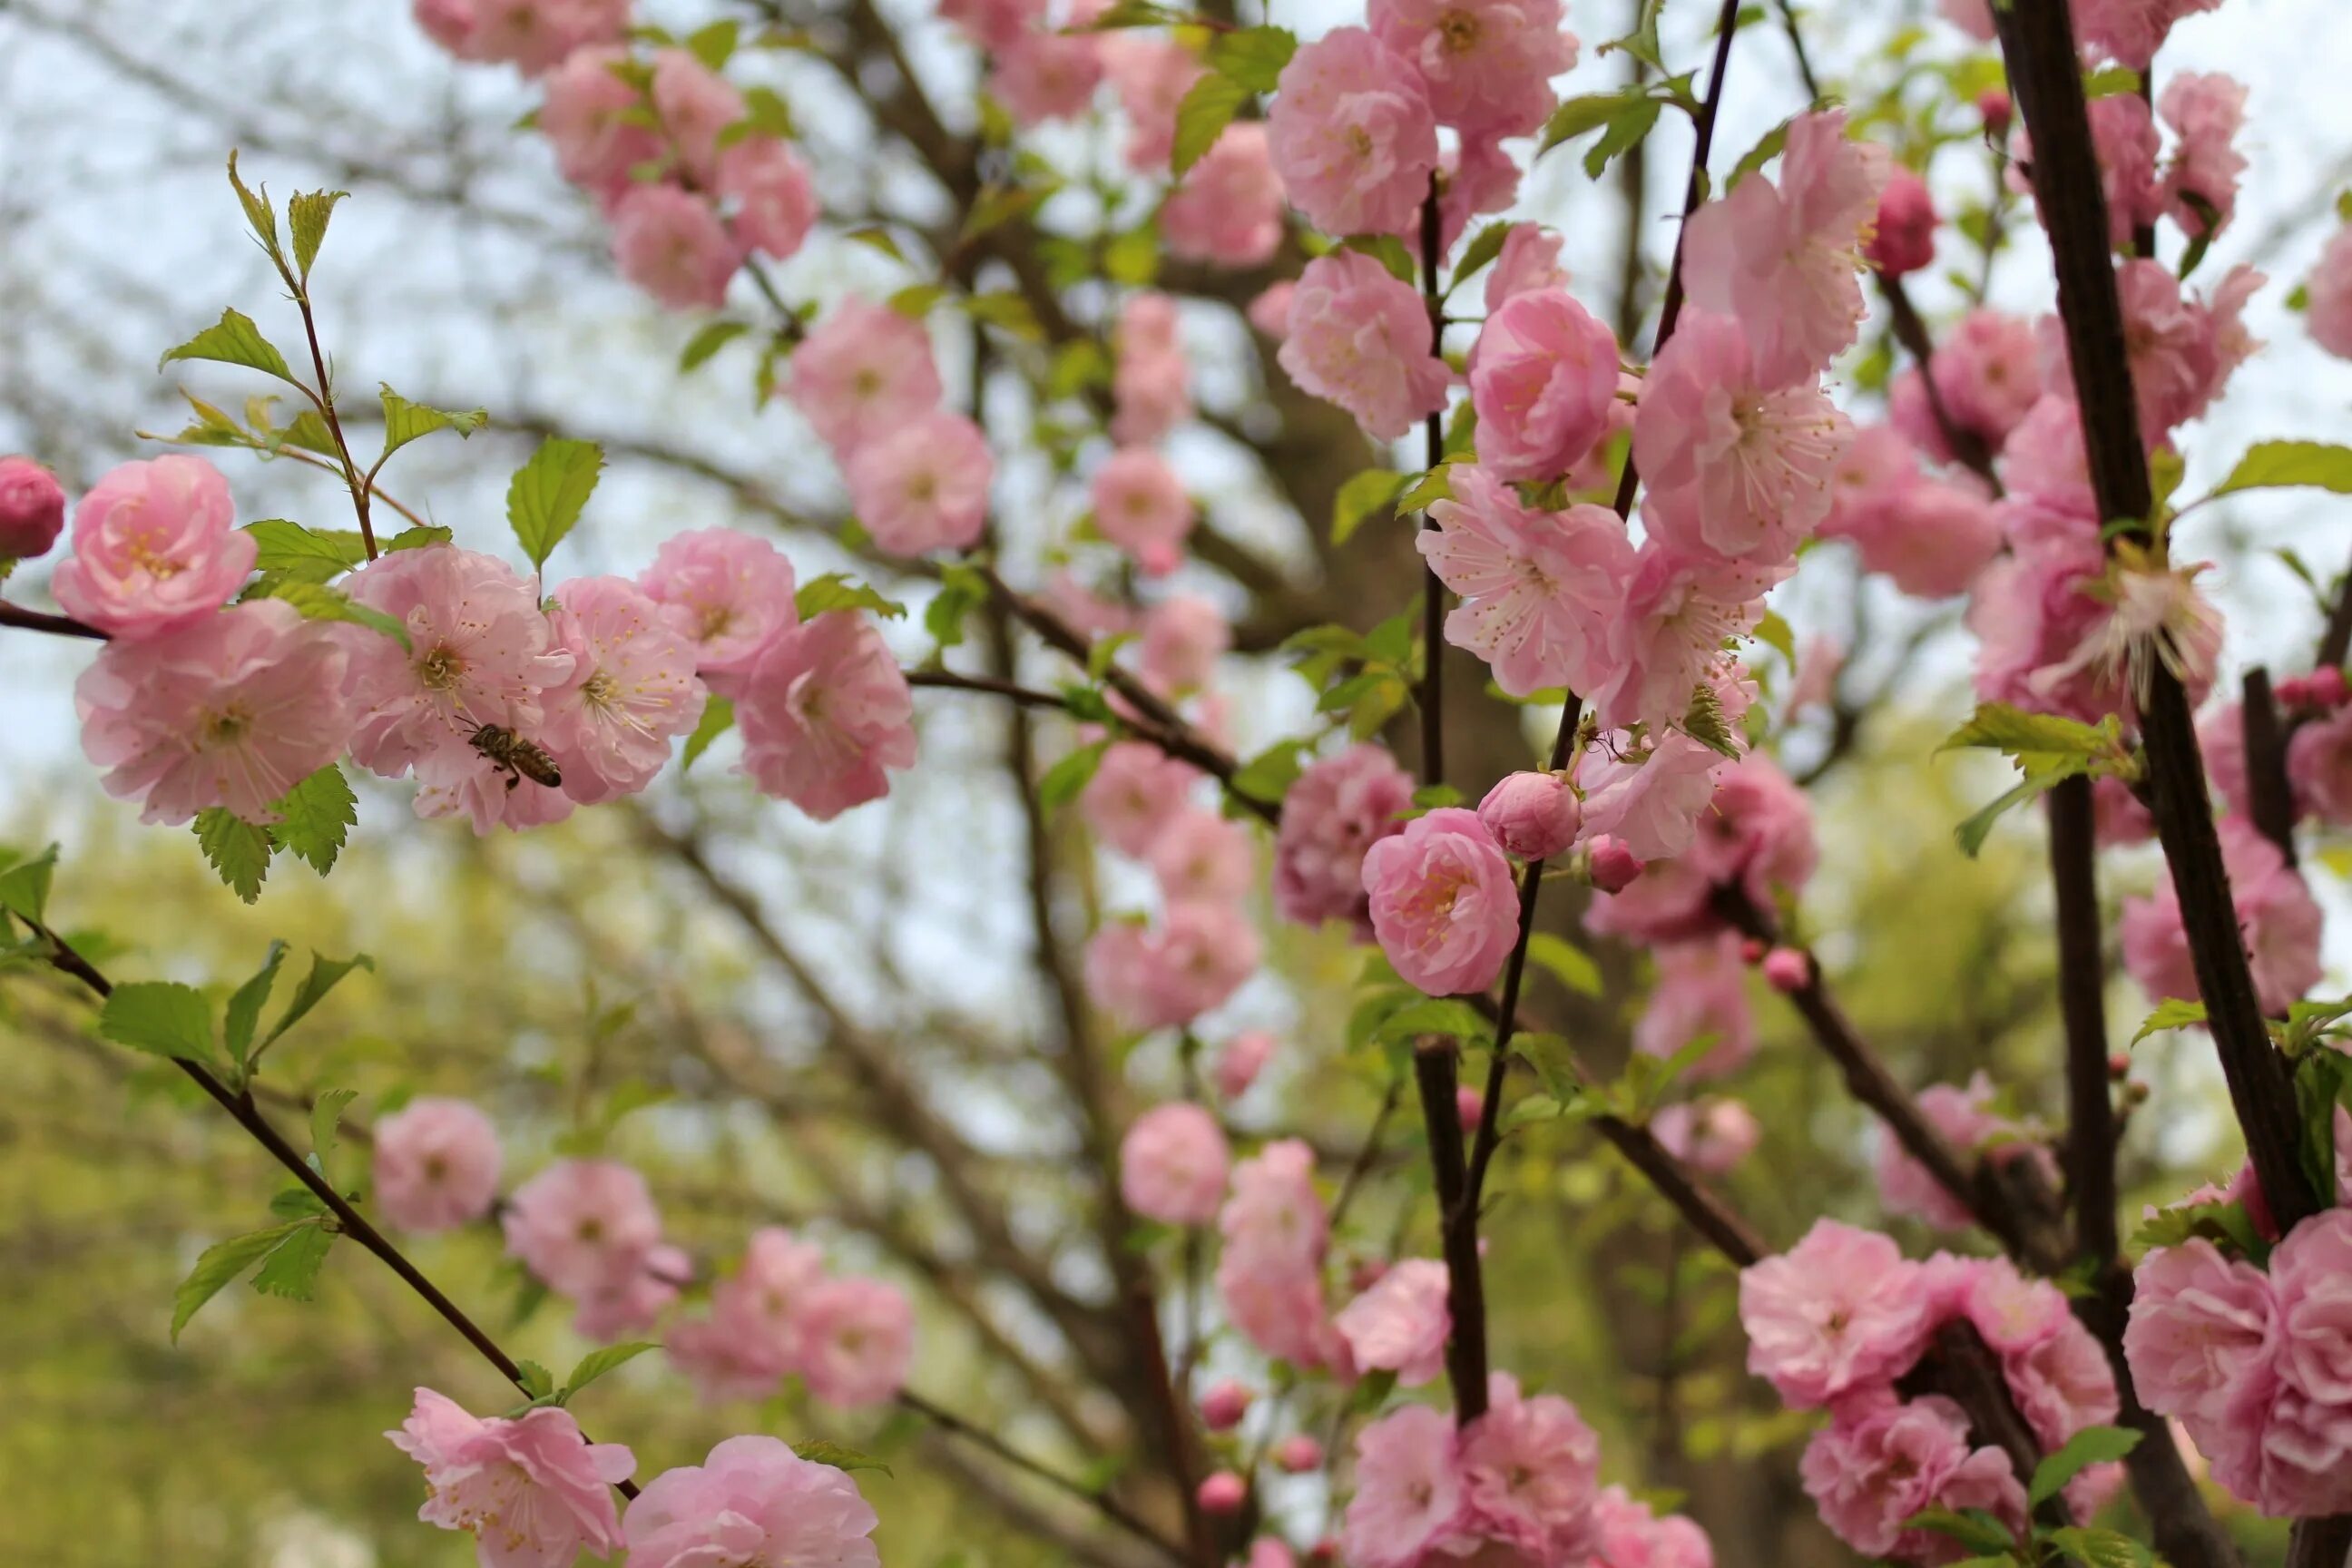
top-left (198, 704), bottom-right (254, 750)
top-left (581, 669), bottom-right (622, 713)
top-left (417, 644), bottom-right (466, 692)
top-left (1437, 9), bottom-right (1480, 52)
top-left (699, 603), bottom-right (736, 642)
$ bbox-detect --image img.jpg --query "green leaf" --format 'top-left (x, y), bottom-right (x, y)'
top-left (1940, 702), bottom-right (2120, 765)
top-left (791, 1439), bottom-right (895, 1477)
top-left (965, 289), bottom-right (1043, 339)
top-left (1525, 932), bottom-right (1603, 996)
top-left (287, 189), bottom-right (348, 282)
top-left (514, 1360), bottom-right (557, 1399)
top-left (961, 181), bottom-right (1049, 244)
top-left (378, 386), bottom-right (488, 462)
top-left (560, 1341), bottom-right (662, 1402)
top-left (1171, 72), bottom-right (1250, 177)
top-left (1206, 24), bottom-right (1296, 91)
top-left (0, 842), bottom-right (58, 925)
top-left (795, 573), bottom-right (906, 620)
top-left (1538, 85), bottom-right (1653, 155)
top-left (258, 580), bottom-right (413, 652)
top-left (1397, 464), bottom-right (1455, 513)
top-left (268, 765), bottom-right (358, 875)
top-left (1754, 607), bottom-right (1798, 667)
top-left (2082, 64), bottom-right (2142, 99)
top-left (506, 437), bottom-right (604, 571)
top-left (223, 940), bottom-right (289, 1066)
top-left (226, 151), bottom-right (282, 262)
top-left (887, 282), bottom-right (948, 319)
top-left (1584, 99), bottom-right (1661, 179)
top-left (1902, 1507), bottom-right (2017, 1557)
top-left (385, 524), bottom-right (453, 553)
top-left (194, 808), bottom-right (275, 904)
top-left (679, 320), bottom-right (751, 371)
top-left (2044, 1528), bottom-right (2154, 1568)
top-left (1346, 233), bottom-right (1418, 285)
top-left (841, 226), bottom-right (906, 262)
top-left (2029, 1426), bottom-right (2141, 1507)
top-left (926, 564), bottom-right (989, 650)
top-left (1041, 739), bottom-right (1112, 809)
top-left (2211, 440), bottom-right (2352, 498)
top-left (1954, 771), bottom-right (2067, 858)
top-left (172, 1222), bottom-right (302, 1341)
top-left (257, 951), bottom-right (375, 1054)
top-left (1369, 997), bottom-right (1491, 1049)
top-left (2131, 997), bottom-right (2208, 1045)
top-left (681, 696), bottom-right (735, 771)
top-left (1229, 739), bottom-right (1312, 805)
top-left (2129, 1195), bottom-right (2265, 1261)
top-left (310, 1087), bottom-right (358, 1171)
top-left (1727, 115), bottom-right (1796, 190)
top-left (243, 519), bottom-right (368, 581)
top-left (250, 1220), bottom-right (335, 1300)
top-left (1333, 468), bottom-right (1410, 545)
top-left (685, 17), bottom-right (740, 68)
top-left (1448, 221), bottom-right (1514, 289)
top-left (270, 1186), bottom-right (329, 1220)
top-left (100, 981), bottom-right (217, 1063)
top-left (2295, 1047), bottom-right (2352, 1208)
top-left (160, 308), bottom-right (299, 387)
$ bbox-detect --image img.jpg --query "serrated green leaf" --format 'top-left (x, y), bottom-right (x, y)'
top-left (100, 981), bottom-right (218, 1063)
top-left (1206, 24), bottom-right (1295, 90)
top-left (2044, 1528), bottom-right (2153, 1568)
top-left (961, 181), bottom-right (1049, 245)
top-left (2211, 440), bottom-right (2352, 498)
top-left (2029, 1426), bottom-right (2141, 1508)
top-left (267, 765), bottom-right (358, 876)
top-left (385, 524), bottom-right (453, 553)
top-left (1583, 99), bottom-right (1661, 179)
top-left (926, 565), bottom-right (989, 650)
top-left (560, 1341), bottom-right (662, 1402)
top-left (2129, 1195), bottom-right (2265, 1260)
top-left (1538, 85), bottom-right (1652, 155)
top-left (194, 808), bottom-right (275, 904)
top-left (681, 695), bottom-right (735, 771)
top-left (1903, 1507), bottom-right (2017, 1556)
top-left (243, 519), bottom-right (368, 581)
top-left (679, 320), bottom-right (752, 372)
top-left (250, 1220), bottom-right (336, 1300)
top-left (378, 386), bottom-right (488, 463)
top-left (1041, 739), bottom-right (1112, 810)
top-left (288, 189), bottom-right (348, 282)
top-left (0, 842), bottom-right (58, 925)
top-left (2131, 997), bottom-right (2207, 1045)
top-left (1525, 932), bottom-right (1602, 996)
top-left (1333, 468), bottom-right (1410, 545)
top-left (1940, 702), bottom-right (2118, 763)
top-left (795, 573), bottom-right (906, 621)
top-left (160, 308), bottom-right (299, 387)
top-left (257, 951), bottom-right (374, 1055)
top-left (506, 437), bottom-right (603, 571)
top-left (514, 1360), bottom-right (556, 1399)
top-left (310, 1087), bottom-right (358, 1171)
top-left (791, 1439), bottom-right (895, 1476)
top-left (172, 1222), bottom-right (301, 1341)
top-left (1954, 771), bottom-right (2067, 858)
top-left (1171, 72), bottom-right (1250, 178)
top-left (224, 940), bottom-right (289, 1066)
top-left (227, 151), bottom-right (282, 260)
top-left (1370, 997), bottom-right (1491, 1048)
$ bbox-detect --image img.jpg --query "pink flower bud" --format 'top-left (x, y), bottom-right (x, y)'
top-left (2313, 667), bottom-right (2349, 709)
top-left (1977, 89), bottom-right (2013, 133)
top-left (1213, 1030), bottom-right (1276, 1099)
top-left (1760, 946), bottom-right (1811, 993)
top-left (1308, 1539), bottom-right (1338, 1563)
top-left (1273, 1435), bottom-right (1323, 1473)
top-left (1197, 1471), bottom-right (1248, 1514)
top-left (0, 457), bottom-right (66, 559)
top-left (1455, 1084), bottom-right (1483, 1132)
top-left (1476, 769), bottom-right (1582, 858)
top-left (1585, 835), bottom-right (1643, 894)
top-left (1866, 167), bottom-right (1937, 277)
top-left (1739, 937), bottom-right (1768, 965)
top-left (1200, 1379), bottom-right (1252, 1432)
top-left (2108, 1053), bottom-right (2132, 1079)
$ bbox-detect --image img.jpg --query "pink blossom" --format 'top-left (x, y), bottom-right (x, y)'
top-left (1681, 750), bottom-right (1817, 906)
top-left (1477, 770), bottom-right (1580, 858)
top-left (991, 26), bottom-right (1105, 126)
top-left (2041, 259), bottom-right (2261, 446)
top-left (1250, 281), bottom-right (1299, 338)
top-left (1112, 293), bottom-right (1191, 446)
top-left (939, 0), bottom-right (1039, 50)
top-left (2120, 817), bottom-right (2323, 1016)
top-left (1591, 1485), bottom-right (1712, 1568)
top-left (736, 612), bottom-right (917, 819)
top-left (537, 575), bottom-right (706, 804)
top-left (573, 1244), bottom-right (685, 1341)
top-left (1459, 1373), bottom-right (1601, 1565)
top-left (609, 184), bottom-right (742, 312)
top-left (1867, 167), bottom-right (1936, 276)
top-left (1420, 466), bottom-right (1635, 697)
top-left (387, 1387), bottom-right (632, 1568)
top-left (1217, 1139), bottom-right (1333, 1366)
top-left (2004, 1312), bottom-right (2122, 1458)
top-left (1965, 530), bottom-right (2119, 726)
top-left (1163, 122), bottom-right (1285, 268)
top-left (1091, 447), bottom-right (1195, 576)
top-left (1279, 251), bottom-right (1453, 443)
top-left (540, 47), bottom-right (662, 203)
top-left (1593, 541), bottom-right (1784, 733)
top-left (2270, 1208), bottom-right (2352, 1409)
top-left (1148, 809), bottom-right (1253, 904)
top-left (1139, 594), bottom-right (1229, 695)
top-left (1632, 934), bottom-right (1755, 1081)
top-left (1275, 744), bottom-right (1416, 933)
top-left (1681, 110), bottom-right (1888, 385)
top-left (1651, 1097), bottom-right (1761, 1175)
top-left (1086, 902), bottom-right (1261, 1030)
top-left (1367, 0), bottom-right (1575, 138)
top-left (637, 526), bottom-right (798, 694)
top-left (1198, 1472), bottom-right (1249, 1514)
top-left (789, 298), bottom-right (945, 458)
top-left (2308, 225), bottom-right (2352, 360)
top-left (847, 408), bottom-right (994, 556)
top-left (623, 1435), bottom-right (879, 1568)
top-left (717, 136), bottom-right (818, 260)
top-left (648, 48), bottom-right (745, 184)
top-left (1798, 1394), bottom-right (2023, 1563)
top-left (1636, 311), bottom-right (1850, 564)
top-left (2126, 1239), bottom-right (2277, 1433)
top-left (1266, 27), bottom-right (1439, 239)
top-left (1927, 309), bottom-right (2043, 448)
top-left (1361, 807), bottom-right (1520, 995)
top-left (1467, 289), bottom-right (1621, 483)
top-left (1121, 1102), bottom-right (1232, 1224)
top-left (1955, 1256), bottom-right (2070, 1357)
top-left (1739, 1219), bottom-right (1934, 1407)
top-left (1484, 225), bottom-right (1569, 313)
top-left (1853, 478), bottom-right (2004, 600)
top-left (795, 1275), bottom-right (915, 1407)
top-left (2074, 0), bottom-right (2222, 71)
top-left (1214, 1031), bottom-right (1276, 1099)
top-left (1438, 132), bottom-right (1520, 249)
top-left (1275, 1435), bottom-right (1324, 1473)
top-left (1576, 730), bottom-right (1737, 867)
top-left (1200, 1379), bottom-right (1252, 1431)
top-left (1081, 740), bottom-right (1200, 857)
top-left (1878, 1073), bottom-right (2055, 1232)
top-left (2161, 73), bottom-right (2247, 240)
top-left (74, 600), bottom-right (352, 827)
top-left (0, 455), bottom-right (65, 558)
top-left (372, 1097), bottom-right (502, 1233)
top-left (412, 0), bottom-right (628, 74)
top-left (2014, 93), bottom-right (2164, 250)
top-left (2001, 396), bottom-right (2095, 516)
top-left (1336, 1258), bottom-right (1451, 1386)
top-left (670, 1228), bottom-right (827, 1402)
top-left (503, 1158), bottom-right (662, 1298)
top-left (1341, 1406), bottom-right (1466, 1568)
top-left (1936, 0), bottom-right (1994, 40)
top-left (2288, 703), bottom-right (2352, 825)
top-left (1102, 36), bottom-right (1206, 172)
top-left (53, 456), bottom-right (254, 637)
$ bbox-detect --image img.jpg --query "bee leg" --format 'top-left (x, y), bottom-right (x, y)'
top-left (505, 772), bottom-right (520, 793)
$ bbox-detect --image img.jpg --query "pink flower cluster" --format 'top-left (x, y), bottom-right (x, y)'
top-left (1876, 1073), bottom-right (2061, 1232)
top-left (667, 1227), bottom-right (916, 1409)
top-left (1217, 1138), bottom-right (1338, 1367)
top-left (1740, 1222), bottom-right (2125, 1561)
top-left (503, 1157), bottom-right (689, 1339)
top-left (2120, 816), bottom-right (2323, 1018)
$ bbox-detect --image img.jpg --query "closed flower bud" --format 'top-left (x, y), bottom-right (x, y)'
top-left (1585, 835), bottom-right (1644, 894)
top-left (1477, 769), bottom-right (1583, 858)
top-left (0, 457), bottom-right (65, 560)
top-left (1197, 1471), bottom-right (1248, 1514)
top-left (1200, 1379), bottom-right (1252, 1432)
top-left (1760, 946), bottom-right (1811, 993)
top-left (1274, 1435), bottom-right (1323, 1474)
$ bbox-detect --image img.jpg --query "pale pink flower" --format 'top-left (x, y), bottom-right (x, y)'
top-left (2001, 396), bottom-right (2095, 515)
top-left (1936, 0), bottom-right (1994, 39)
top-left (1739, 1219), bottom-right (1934, 1407)
top-left (2120, 817), bottom-right (2323, 1016)
top-left (1593, 540), bottom-right (1784, 733)
top-left (1867, 167), bottom-right (1936, 277)
top-left (387, 1387), bottom-right (632, 1568)
top-left (1086, 902), bottom-right (1262, 1031)
top-left (1112, 293), bottom-right (1191, 446)
top-left (791, 1274), bottom-right (916, 1407)
top-left (1163, 122), bottom-right (1285, 268)
top-left (2042, 259), bottom-right (2260, 445)
top-left (670, 1228), bottom-right (828, 1402)
top-left (2075, 0), bottom-right (2221, 71)
top-left (2269, 1208), bottom-right (2352, 1407)
top-left (847, 409), bottom-right (993, 557)
top-left (637, 527), bottom-right (798, 695)
top-left (991, 26), bottom-right (1105, 126)
top-left (789, 298), bottom-right (945, 458)
top-left (503, 1159), bottom-right (662, 1298)
top-left (2014, 93), bottom-right (2164, 250)
top-left (610, 184), bottom-right (742, 312)
top-left (648, 47), bottom-right (745, 185)
top-left (2125, 1239), bottom-right (2277, 1433)
top-left (1367, 0), bottom-right (1575, 138)
top-left (1214, 1031), bottom-right (1276, 1099)
top-left (1102, 35), bottom-right (1206, 172)
top-left (1632, 933), bottom-right (1755, 1081)
top-left (623, 1435), bottom-right (880, 1568)
top-left (1681, 110), bottom-right (1888, 385)
top-left (53, 456), bottom-right (253, 637)
top-left (2161, 73), bottom-right (2248, 240)
top-left (1266, 27), bottom-right (1439, 239)
top-left (2308, 225), bottom-right (2352, 360)
top-left (1477, 770), bottom-right (1580, 858)
top-left (1217, 1138), bottom-right (1333, 1366)
top-left (1677, 750), bottom-right (1817, 906)
top-left (939, 0), bottom-right (1038, 50)
top-left (1139, 594), bottom-right (1229, 695)
top-left (1955, 1256), bottom-right (2071, 1357)
top-left (1341, 1406), bottom-right (1466, 1568)
top-left (74, 600), bottom-right (351, 827)
top-left (1121, 1102), bottom-right (1231, 1224)
top-left (1966, 532), bottom-right (2118, 726)
top-left (1798, 1394), bottom-right (2023, 1563)
top-left (413, 0), bottom-right (628, 74)
top-left (1336, 1258), bottom-right (1451, 1386)
top-left (1420, 465), bottom-right (1634, 697)
top-left (0, 455), bottom-right (64, 559)
top-left (1930, 309), bottom-right (2043, 448)
top-left (540, 47), bottom-right (661, 204)
top-left (573, 1243), bottom-right (686, 1342)
top-left (1483, 225), bottom-right (1568, 312)
top-left (1438, 130), bottom-right (1522, 250)
top-left (1274, 744), bottom-right (1415, 933)
top-left (1591, 1485), bottom-right (1712, 1568)
top-left (537, 575), bottom-right (706, 804)
top-left (1651, 1097), bottom-right (1761, 1176)
top-left (717, 136), bottom-right (818, 260)
top-left (2288, 703), bottom-right (2352, 825)
top-left (1361, 807), bottom-right (1520, 995)
top-left (1867, 480), bottom-right (2004, 599)
top-left (1468, 289), bottom-right (1621, 483)
top-left (373, 1097), bottom-right (502, 1233)
top-left (1279, 251), bottom-right (1453, 443)
top-left (1459, 1373), bottom-right (1602, 1566)
top-left (1250, 281), bottom-right (1299, 339)
top-left (1877, 1073), bottom-right (2054, 1232)
top-left (1636, 310), bottom-right (1850, 564)
top-left (1080, 740), bottom-right (1199, 857)
top-left (736, 612), bottom-right (917, 819)
top-left (1091, 447), bottom-right (1195, 576)
top-left (2004, 1313), bottom-right (2122, 1460)
top-left (1148, 810), bottom-right (1253, 904)
top-left (1576, 729), bottom-right (1738, 867)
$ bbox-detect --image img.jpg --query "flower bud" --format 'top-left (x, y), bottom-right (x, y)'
top-left (1760, 946), bottom-right (1811, 993)
top-left (1977, 89), bottom-right (2013, 133)
top-left (1475, 769), bottom-right (1582, 859)
top-left (0, 456), bottom-right (66, 561)
top-left (1866, 168), bottom-right (1937, 277)
top-left (2312, 667), bottom-right (2349, 709)
top-left (1739, 937), bottom-right (1769, 965)
top-left (1200, 1379), bottom-right (1251, 1432)
top-left (1273, 1435), bottom-right (1323, 1473)
top-left (1455, 1084), bottom-right (1483, 1132)
top-left (1584, 835), bottom-right (1643, 894)
top-left (1214, 1031), bottom-right (1275, 1099)
top-left (1197, 1472), bottom-right (1248, 1514)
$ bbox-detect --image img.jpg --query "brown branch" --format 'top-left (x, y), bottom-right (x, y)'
top-left (2241, 669), bottom-right (2298, 864)
top-left (2048, 776), bottom-right (2118, 1268)
top-left (0, 601), bottom-right (104, 639)
top-left (1876, 273), bottom-right (2002, 488)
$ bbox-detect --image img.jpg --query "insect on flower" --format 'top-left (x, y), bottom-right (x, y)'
top-left (461, 720), bottom-right (564, 792)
